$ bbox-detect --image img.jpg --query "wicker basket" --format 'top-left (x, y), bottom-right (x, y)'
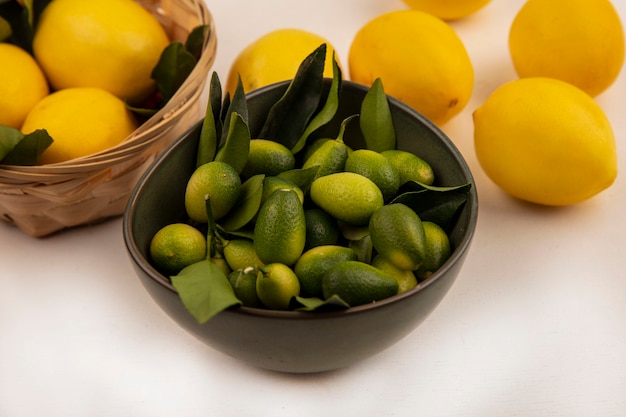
top-left (0, 0), bottom-right (217, 237)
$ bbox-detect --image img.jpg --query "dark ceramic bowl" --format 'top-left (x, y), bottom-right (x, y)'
top-left (123, 80), bottom-right (478, 373)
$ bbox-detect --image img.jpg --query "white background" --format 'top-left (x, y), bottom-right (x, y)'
top-left (2, 0), bottom-right (626, 416)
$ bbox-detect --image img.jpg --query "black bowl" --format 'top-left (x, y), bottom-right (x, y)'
top-left (123, 80), bottom-right (478, 373)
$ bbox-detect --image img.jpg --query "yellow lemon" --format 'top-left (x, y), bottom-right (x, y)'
top-left (402, 0), bottom-right (492, 21)
top-left (32, 0), bottom-right (170, 104)
top-left (509, 0), bottom-right (625, 97)
top-left (21, 87), bottom-right (138, 164)
top-left (226, 28), bottom-right (340, 96)
top-left (348, 10), bottom-right (474, 126)
top-left (473, 77), bottom-right (617, 206)
top-left (0, 43), bottom-right (49, 129)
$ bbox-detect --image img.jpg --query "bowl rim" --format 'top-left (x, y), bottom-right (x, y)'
top-left (123, 79), bottom-right (479, 320)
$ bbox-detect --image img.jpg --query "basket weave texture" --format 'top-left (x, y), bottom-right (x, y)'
top-left (0, 0), bottom-right (217, 237)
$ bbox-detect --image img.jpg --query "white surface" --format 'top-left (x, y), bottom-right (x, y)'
top-left (2, 1), bottom-right (626, 416)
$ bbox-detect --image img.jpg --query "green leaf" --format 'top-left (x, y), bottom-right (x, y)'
top-left (1, 128), bottom-right (52, 165)
top-left (220, 76), bottom-right (248, 145)
top-left (276, 165), bottom-right (320, 192)
top-left (171, 260), bottom-right (242, 324)
top-left (214, 112), bottom-right (251, 174)
top-left (185, 24), bottom-right (208, 61)
top-left (0, 0), bottom-right (49, 52)
top-left (291, 51), bottom-right (342, 154)
top-left (197, 71), bottom-right (221, 167)
top-left (360, 78), bottom-right (396, 152)
top-left (259, 43), bottom-right (326, 150)
top-left (0, 15), bottom-right (11, 41)
top-left (220, 92), bottom-right (231, 124)
top-left (151, 41), bottom-right (197, 103)
top-left (209, 71), bottom-right (224, 143)
top-left (217, 225), bottom-right (254, 241)
top-left (219, 174), bottom-right (265, 232)
top-left (0, 125), bottom-right (23, 161)
top-left (390, 182), bottom-right (472, 229)
top-left (292, 294), bottom-right (350, 311)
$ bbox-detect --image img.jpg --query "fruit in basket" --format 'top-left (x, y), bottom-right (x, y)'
top-left (32, 0), bottom-right (171, 104)
top-left (225, 28), bottom-right (340, 96)
top-left (0, 43), bottom-right (49, 129)
top-left (348, 10), bottom-right (474, 126)
top-left (509, 0), bottom-right (625, 97)
top-left (0, 0), bottom-right (209, 168)
top-left (473, 77), bottom-right (617, 206)
top-left (21, 87), bottom-right (138, 164)
top-left (402, 0), bottom-right (492, 20)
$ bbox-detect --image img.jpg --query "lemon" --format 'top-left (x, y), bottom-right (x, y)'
top-left (225, 28), bottom-right (340, 96)
top-left (256, 263), bottom-right (301, 310)
top-left (369, 203), bottom-right (426, 271)
top-left (415, 221), bottom-right (451, 280)
top-left (310, 172), bottom-right (384, 226)
top-left (473, 77), bottom-right (617, 206)
top-left (184, 161), bottom-right (242, 222)
top-left (0, 43), bottom-right (49, 129)
top-left (241, 139), bottom-right (296, 178)
top-left (322, 261), bottom-right (398, 307)
top-left (254, 188), bottom-right (306, 266)
top-left (21, 87), bottom-right (138, 164)
top-left (381, 149), bottom-right (435, 186)
top-left (294, 245), bottom-right (358, 298)
top-left (509, 0), bottom-right (625, 97)
top-left (403, 0), bottom-right (492, 20)
top-left (33, 0), bottom-right (170, 104)
top-left (371, 254), bottom-right (418, 294)
top-left (223, 239), bottom-right (265, 271)
top-left (149, 223), bottom-right (207, 276)
top-left (348, 10), bottom-right (474, 125)
top-left (344, 149), bottom-right (400, 201)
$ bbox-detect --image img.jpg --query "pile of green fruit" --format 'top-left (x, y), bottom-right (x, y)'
top-left (148, 45), bottom-right (471, 324)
